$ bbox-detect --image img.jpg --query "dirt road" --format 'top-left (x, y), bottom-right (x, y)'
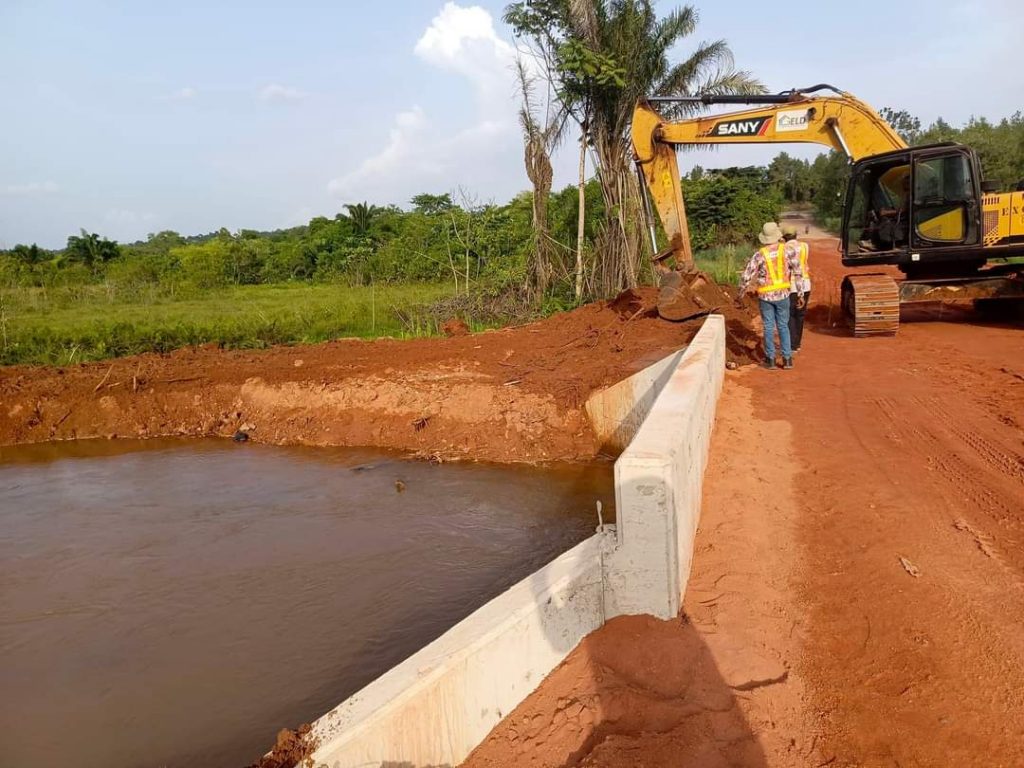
top-left (769, 239), bottom-right (1024, 765)
top-left (463, 237), bottom-right (1024, 767)
top-left (781, 209), bottom-right (833, 240)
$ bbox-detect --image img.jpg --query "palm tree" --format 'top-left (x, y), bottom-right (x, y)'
top-left (344, 202), bottom-right (382, 237)
top-left (508, 1), bottom-right (762, 295)
top-left (514, 57), bottom-right (567, 297)
top-left (64, 230), bottom-right (120, 268)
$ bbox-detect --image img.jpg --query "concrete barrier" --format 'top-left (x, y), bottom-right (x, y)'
top-left (584, 347), bottom-right (686, 453)
top-left (305, 534), bottom-right (612, 768)
top-left (602, 315), bottom-right (725, 619)
top-left (303, 314), bottom-right (726, 768)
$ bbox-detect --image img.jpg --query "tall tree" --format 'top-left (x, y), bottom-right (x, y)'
top-left (879, 107), bottom-right (922, 145)
top-left (64, 230), bottom-right (119, 268)
top-left (410, 193), bottom-right (454, 216)
top-left (506, 1), bottom-right (761, 296)
top-left (514, 58), bottom-right (566, 297)
top-left (343, 202), bottom-right (382, 237)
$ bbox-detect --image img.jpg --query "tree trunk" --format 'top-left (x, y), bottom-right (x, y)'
top-left (574, 130), bottom-right (586, 301)
top-left (524, 135), bottom-right (554, 297)
top-left (591, 126), bottom-right (644, 297)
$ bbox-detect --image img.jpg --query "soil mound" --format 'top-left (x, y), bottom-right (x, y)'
top-left (441, 317), bottom-right (471, 337)
top-left (0, 287), bottom-right (759, 462)
top-left (654, 270), bottom-right (762, 363)
top-left (246, 724), bottom-right (315, 768)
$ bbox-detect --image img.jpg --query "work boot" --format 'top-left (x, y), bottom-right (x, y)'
top-left (783, 357), bottom-right (794, 369)
top-left (762, 357), bottom-right (776, 369)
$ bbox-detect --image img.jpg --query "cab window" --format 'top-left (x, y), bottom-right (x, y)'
top-left (844, 159), bottom-right (911, 254)
top-left (912, 154), bottom-right (975, 243)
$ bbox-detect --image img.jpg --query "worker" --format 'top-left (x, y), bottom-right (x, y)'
top-left (740, 222), bottom-right (804, 369)
top-left (783, 224), bottom-right (811, 353)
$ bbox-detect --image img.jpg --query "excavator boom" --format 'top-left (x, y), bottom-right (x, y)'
top-left (632, 85), bottom-right (906, 264)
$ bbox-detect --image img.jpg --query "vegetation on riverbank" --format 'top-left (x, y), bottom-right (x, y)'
top-left (0, 283), bottom-right (458, 366)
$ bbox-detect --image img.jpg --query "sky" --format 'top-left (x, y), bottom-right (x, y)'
top-left (1, 0), bottom-right (1021, 249)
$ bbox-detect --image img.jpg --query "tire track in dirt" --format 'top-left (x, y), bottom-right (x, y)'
top-left (746, 237), bottom-right (1024, 766)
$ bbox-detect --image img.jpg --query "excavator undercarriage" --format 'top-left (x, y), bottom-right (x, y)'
top-left (843, 268), bottom-right (1024, 337)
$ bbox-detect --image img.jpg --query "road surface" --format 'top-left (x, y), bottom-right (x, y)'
top-left (463, 236), bottom-right (1024, 767)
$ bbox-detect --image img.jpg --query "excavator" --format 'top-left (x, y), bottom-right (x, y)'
top-left (631, 84), bottom-right (1024, 334)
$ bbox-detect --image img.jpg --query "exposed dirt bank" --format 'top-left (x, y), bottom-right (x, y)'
top-left (0, 288), bottom-right (756, 463)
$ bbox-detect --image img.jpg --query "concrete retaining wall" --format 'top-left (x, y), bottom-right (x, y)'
top-left (305, 534), bottom-right (612, 768)
top-left (584, 347), bottom-right (686, 453)
top-left (304, 315), bottom-right (726, 768)
top-left (602, 315), bottom-right (726, 619)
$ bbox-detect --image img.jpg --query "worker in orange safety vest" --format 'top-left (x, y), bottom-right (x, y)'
top-left (740, 222), bottom-right (805, 369)
top-left (783, 224), bottom-right (811, 353)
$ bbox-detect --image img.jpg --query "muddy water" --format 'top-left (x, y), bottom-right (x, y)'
top-left (0, 439), bottom-right (614, 768)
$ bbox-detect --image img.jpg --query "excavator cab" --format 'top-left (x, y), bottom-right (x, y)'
top-left (841, 144), bottom-right (984, 275)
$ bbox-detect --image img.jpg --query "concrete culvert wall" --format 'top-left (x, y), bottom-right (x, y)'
top-left (302, 315), bottom-right (726, 768)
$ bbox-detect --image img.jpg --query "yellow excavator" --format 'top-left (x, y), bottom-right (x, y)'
top-left (631, 84), bottom-right (1024, 334)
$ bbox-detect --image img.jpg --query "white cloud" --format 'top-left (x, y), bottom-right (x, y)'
top-left (414, 2), bottom-right (521, 117)
top-left (2, 181), bottom-right (59, 196)
top-left (170, 86), bottom-right (197, 100)
top-left (258, 83), bottom-right (306, 102)
top-left (328, 107), bottom-right (443, 199)
top-left (327, 3), bottom-right (523, 204)
top-left (415, 4), bottom-right (515, 76)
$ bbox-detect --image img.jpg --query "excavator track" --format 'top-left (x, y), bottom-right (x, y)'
top-left (842, 274), bottom-right (900, 336)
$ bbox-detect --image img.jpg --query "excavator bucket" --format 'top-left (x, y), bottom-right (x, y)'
top-left (656, 268), bottom-right (713, 321)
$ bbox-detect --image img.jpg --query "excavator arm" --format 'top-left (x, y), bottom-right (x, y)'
top-left (632, 85), bottom-right (907, 265)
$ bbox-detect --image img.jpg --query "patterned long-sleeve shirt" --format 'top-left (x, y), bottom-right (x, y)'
top-left (787, 239), bottom-right (811, 293)
top-left (739, 243), bottom-right (803, 302)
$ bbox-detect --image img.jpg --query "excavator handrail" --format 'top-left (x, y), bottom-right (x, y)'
top-left (646, 83), bottom-right (844, 106)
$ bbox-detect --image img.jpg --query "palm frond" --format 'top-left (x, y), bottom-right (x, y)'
top-left (653, 39), bottom-right (732, 96)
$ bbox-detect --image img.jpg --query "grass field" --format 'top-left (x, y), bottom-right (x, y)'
top-left (695, 245), bottom-right (745, 286)
top-left (0, 282), bottom-right (455, 366)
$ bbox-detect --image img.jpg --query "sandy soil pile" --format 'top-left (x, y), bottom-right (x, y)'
top-left (0, 287), bottom-right (759, 463)
top-left (246, 725), bottom-right (315, 768)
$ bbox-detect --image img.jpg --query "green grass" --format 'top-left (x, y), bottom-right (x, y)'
top-left (694, 245), bottom-right (747, 286)
top-left (0, 282), bottom-right (456, 366)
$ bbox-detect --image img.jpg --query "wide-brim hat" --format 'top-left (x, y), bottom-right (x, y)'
top-left (781, 223), bottom-right (798, 237)
top-left (758, 222), bottom-right (783, 245)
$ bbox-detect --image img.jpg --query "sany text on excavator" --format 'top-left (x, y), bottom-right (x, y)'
top-left (631, 84), bottom-right (1024, 334)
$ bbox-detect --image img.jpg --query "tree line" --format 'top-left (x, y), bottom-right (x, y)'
top-left (4, 0), bottom-right (1021, 304)
top-left (4, 101), bottom-right (1020, 299)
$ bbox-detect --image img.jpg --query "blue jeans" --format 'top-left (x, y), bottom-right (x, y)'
top-left (759, 296), bottom-right (792, 361)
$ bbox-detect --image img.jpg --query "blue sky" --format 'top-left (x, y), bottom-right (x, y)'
top-left (1, 0), bottom-right (1021, 248)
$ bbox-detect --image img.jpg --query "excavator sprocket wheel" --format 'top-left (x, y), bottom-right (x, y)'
top-left (842, 274), bottom-right (900, 336)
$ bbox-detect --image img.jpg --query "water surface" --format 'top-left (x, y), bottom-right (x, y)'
top-left (0, 439), bottom-right (613, 767)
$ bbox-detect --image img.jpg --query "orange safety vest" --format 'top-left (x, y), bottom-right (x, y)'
top-left (796, 241), bottom-right (810, 281)
top-left (756, 244), bottom-right (791, 295)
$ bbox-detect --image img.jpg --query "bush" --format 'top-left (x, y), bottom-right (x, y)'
top-left (683, 169), bottom-right (782, 250)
